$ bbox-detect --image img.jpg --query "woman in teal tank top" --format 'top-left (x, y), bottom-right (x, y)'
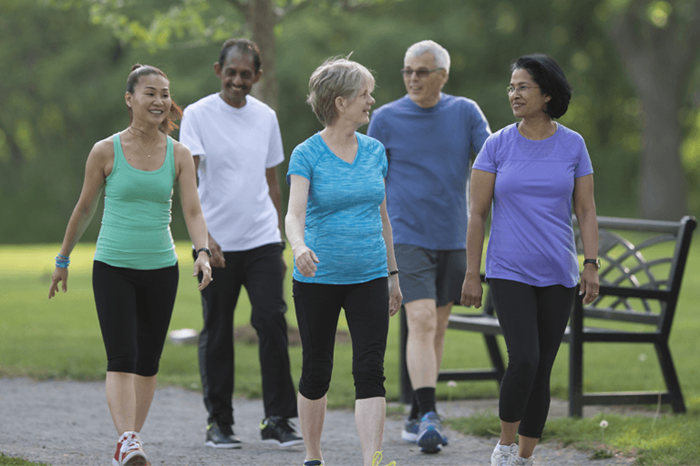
top-left (48, 64), bottom-right (213, 466)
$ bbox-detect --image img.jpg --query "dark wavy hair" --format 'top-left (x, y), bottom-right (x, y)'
top-left (125, 64), bottom-right (183, 135)
top-left (511, 54), bottom-right (572, 119)
top-left (218, 38), bottom-right (262, 73)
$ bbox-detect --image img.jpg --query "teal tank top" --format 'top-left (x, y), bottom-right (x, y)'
top-left (94, 133), bottom-right (178, 269)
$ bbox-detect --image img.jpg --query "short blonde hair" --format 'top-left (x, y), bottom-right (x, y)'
top-left (307, 57), bottom-right (375, 126)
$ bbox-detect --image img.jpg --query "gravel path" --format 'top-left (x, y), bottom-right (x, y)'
top-left (0, 378), bottom-right (636, 466)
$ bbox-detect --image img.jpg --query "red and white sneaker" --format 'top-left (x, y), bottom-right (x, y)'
top-left (114, 432), bottom-right (148, 466)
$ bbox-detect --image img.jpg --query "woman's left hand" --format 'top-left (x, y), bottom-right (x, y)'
top-left (388, 276), bottom-right (402, 316)
top-left (193, 256), bottom-right (213, 290)
top-left (580, 265), bottom-right (600, 305)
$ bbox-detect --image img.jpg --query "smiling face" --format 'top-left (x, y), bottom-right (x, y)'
top-left (342, 80), bottom-right (376, 128)
top-left (214, 50), bottom-right (262, 109)
top-left (403, 52), bottom-right (448, 108)
top-left (509, 67), bottom-right (550, 120)
top-left (125, 74), bottom-right (171, 126)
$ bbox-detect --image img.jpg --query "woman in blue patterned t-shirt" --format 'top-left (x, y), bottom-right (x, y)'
top-left (286, 57), bottom-right (402, 466)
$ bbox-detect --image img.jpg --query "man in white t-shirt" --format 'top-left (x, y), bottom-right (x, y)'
top-left (180, 38), bottom-right (301, 449)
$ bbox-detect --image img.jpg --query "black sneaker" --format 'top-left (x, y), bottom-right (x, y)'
top-left (260, 416), bottom-right (303, 447)
top-left (205, 423), bottom-right (242, 449)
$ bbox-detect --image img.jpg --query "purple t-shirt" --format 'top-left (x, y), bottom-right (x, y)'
top-left (473, 123), bottom-right (593, 288)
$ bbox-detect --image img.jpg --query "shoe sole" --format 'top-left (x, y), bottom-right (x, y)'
top-left (261, 438), bottom-right (304, 447)
top-left (205, 440), bottom-right (242, 449)
top-left (401, 430), bottom-right (418, 443)
top-left (122, 454), bottom-right (148, 466)
top-left (418, 429), bottom-right (443, 454)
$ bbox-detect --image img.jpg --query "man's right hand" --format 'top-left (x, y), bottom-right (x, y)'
top-left (209, 233), bottom-right (226, 268)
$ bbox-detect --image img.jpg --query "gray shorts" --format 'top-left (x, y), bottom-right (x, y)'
top-left (394, 244), bottom-right (467, 307)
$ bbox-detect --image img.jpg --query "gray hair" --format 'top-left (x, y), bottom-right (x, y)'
top-left (404, 40), bottom-right (451, 74)
top-left (307, 57), bottom-right (375, 127)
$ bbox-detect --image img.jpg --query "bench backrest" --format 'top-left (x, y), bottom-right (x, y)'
top-left (573, 216), bottom-right (696, 333)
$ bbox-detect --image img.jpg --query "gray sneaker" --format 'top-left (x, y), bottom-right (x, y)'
top-left (491, 443), bottom-right (518, 466)
top-left (205, 423), bottom-right (242, 449)
top-left (401, 418), bottom-right (419, 443)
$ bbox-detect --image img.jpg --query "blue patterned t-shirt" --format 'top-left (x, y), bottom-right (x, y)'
top-left (287, 132), bottom-right (388, 284)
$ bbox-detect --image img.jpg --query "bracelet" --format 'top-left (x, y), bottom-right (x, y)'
top-left (388, 269), bottom-right (399, 276)
top-left (57, 253), bottom-right (69, 260)
top-left (55, 255), bottom-right (70, 268)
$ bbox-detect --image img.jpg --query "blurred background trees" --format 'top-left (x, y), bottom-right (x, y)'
top-left (2, 0), bottom-right (699, 242)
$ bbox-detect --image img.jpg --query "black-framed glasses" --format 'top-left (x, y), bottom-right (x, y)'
top-left (401, 68), bottom-right (444, 78)
top-left (507, 85), bottom-right (540, 95)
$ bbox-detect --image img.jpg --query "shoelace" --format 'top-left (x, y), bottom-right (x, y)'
top-left (372, 450), bottom-right (396, 466)
top-left (121, 435), bottom-right (143, 457)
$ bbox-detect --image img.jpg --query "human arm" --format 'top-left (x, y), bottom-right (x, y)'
top-left (573, 174), bottom-right (599, 305)
top-left (193, 154), bottom-right (225, 268)
top-left (460, 169), bottom-right (495, 308)
top-left (176, 144), bottom-right (212, 291)
top-left (380, 197), bottom-right (402, 316)
top-left (266, 165), bottom-right (287, 277)
top-left (48, 140), bottom-right (111, 298)
top-left (285, 175), bottom-right (319, 277)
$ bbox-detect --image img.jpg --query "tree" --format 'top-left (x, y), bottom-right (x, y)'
top-left (603, 0), bottom-right (700, 219)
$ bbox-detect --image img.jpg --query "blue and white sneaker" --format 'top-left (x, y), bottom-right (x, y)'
top-left (417, 411), bottom-right (444, 454)
top-left (401, 418), bottom-right (419, 443)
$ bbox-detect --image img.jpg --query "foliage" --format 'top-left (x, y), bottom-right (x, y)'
top-left (3, 0), bottom-right (700, 243)
top-left (0, 454), bottom-right (46, 466)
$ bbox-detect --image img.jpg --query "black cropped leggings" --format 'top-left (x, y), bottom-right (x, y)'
top-left (293, 278), bottom-right (390, 401)
top-left (488, 278), bottom-right (575, 438)
top-left (92, 260), bottom-right (179, 376)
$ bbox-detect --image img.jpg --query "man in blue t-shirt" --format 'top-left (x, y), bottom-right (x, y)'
top-left (368, 39), bottom-right (491, 454)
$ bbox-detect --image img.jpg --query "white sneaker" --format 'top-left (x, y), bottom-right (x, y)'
top-left (117, 432), bottom-right (147, 466)
top-left (514, 455), bottom-right (535, 466)
top-left (491, 442), bottom-right (517, 466)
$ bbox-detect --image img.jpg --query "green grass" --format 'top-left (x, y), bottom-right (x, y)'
top-left (5, 238), bottom-right (700, 465)
top-left (446, 397), bottom-right (700, 465)
top-left (0, 453), bottom-right (47, 465)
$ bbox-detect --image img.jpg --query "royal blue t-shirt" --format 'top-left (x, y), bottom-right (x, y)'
top-left (473, 123), bottom-right (594, 288)
top-left (287, 132), bottom-right (388, 284)
top-left (367, 94), bottom-right (491, 249)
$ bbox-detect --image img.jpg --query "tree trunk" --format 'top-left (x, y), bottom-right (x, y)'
top-left (249, 0), bottom-right (278, 110)
top-left (607, 2), bottom-right (700, 220)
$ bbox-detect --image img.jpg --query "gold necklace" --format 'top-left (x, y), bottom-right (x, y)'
top-left (128, 127), bottom-right (158, 158)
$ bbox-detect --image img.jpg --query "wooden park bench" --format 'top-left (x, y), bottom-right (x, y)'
top-left (398, 215), bottom-right (696, 417)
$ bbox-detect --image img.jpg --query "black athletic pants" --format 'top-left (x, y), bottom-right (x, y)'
top-left (196, 243), bottom-right (297, 426)
top-left (488, 278), bottom-right (576, 438)
top-left (293, 277), bottom-right (390, 401)
top-left (92, 260), bottom-right (179, 377)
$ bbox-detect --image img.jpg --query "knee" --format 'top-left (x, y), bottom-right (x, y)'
top-left (406, 304), bottom-right (438, 338)
top-left (507, 351), bottom-right (539, 377)
top-left (299, 368), bottom-right (333, 400)
top-left (353, 365), bottom-right (386, 400)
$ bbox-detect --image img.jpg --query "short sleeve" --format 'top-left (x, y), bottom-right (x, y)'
top-left (266, 112), bottom-right (285, 169)
top-left (573, 134), bottom-right (594, 178)
top-left (287, 144), bottom-right (314, 185)
top-left (367, 110), bottom-right (384, 143)
top-left (179, 106), bottom-right (205, 158)
top-left (472, 134), bottom-right (497, 174)
top-left (469, 101), bottom-right (492, 154)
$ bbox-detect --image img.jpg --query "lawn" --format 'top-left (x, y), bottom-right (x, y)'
top-left (3, 237), bottom-right (700, 465)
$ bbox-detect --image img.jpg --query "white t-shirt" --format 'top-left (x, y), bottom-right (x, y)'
top-left (180, 93), bottom-right (284, 251)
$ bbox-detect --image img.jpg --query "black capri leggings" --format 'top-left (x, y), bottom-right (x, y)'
top-left (92, 260), bottom-right (179, 377)
top-left (488, 278), bottom-right (576, 438)
top-left (293, 278), bottom-right (390, 401)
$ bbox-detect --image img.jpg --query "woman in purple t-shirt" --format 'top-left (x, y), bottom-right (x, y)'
top-left (461, 54), bottom-right (600, 466)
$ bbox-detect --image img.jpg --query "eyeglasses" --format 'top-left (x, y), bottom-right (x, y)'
top-left (507, 85), bottom-right (540, 95)
top-left (401, 68), bottom-right (444, 78)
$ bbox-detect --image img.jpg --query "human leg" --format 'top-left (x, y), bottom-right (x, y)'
top-left (293, 280), bottom-right (343, 463)
top-left (243, 243), bottom-right (298, 420)
top-left (516, 284), bottom-right (575, 457)
top-left (196, 250), bottom-right (243, 428)
top-left (343, 278), bottom-right (391, 465)
top-left (356, 397), bottom-right (387, 466)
